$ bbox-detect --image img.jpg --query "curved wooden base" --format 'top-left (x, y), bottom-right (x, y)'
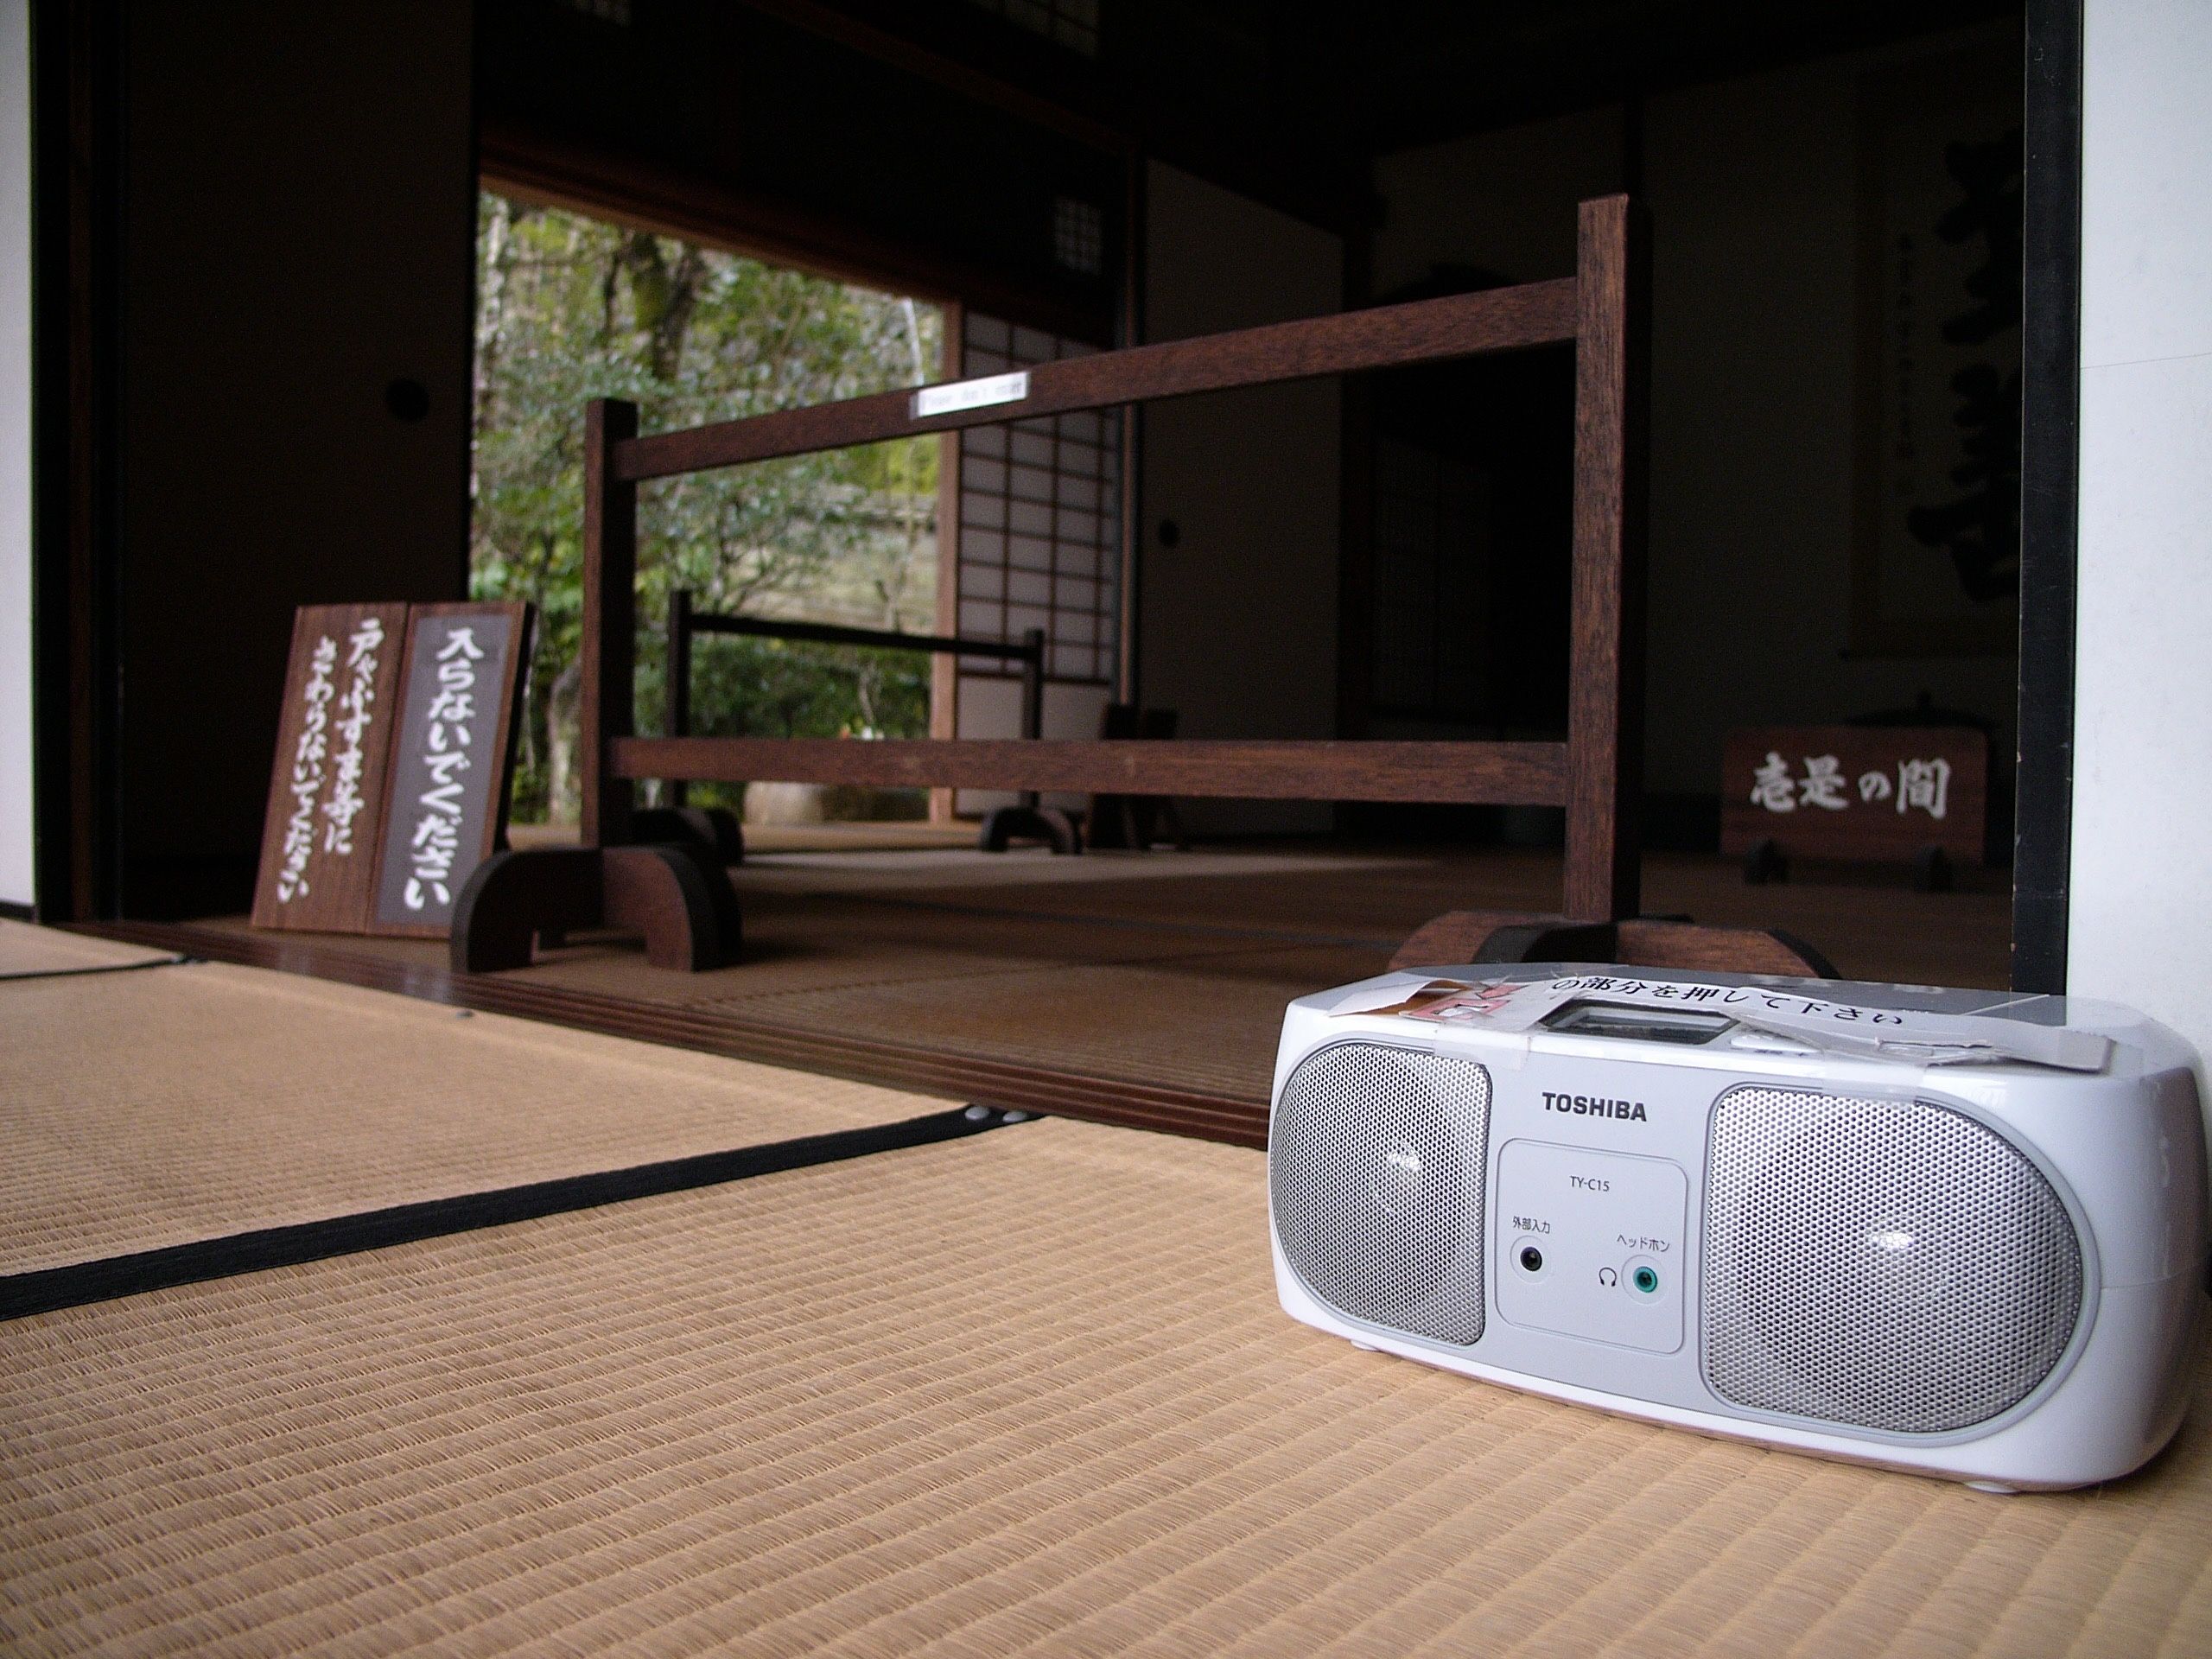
top-left (978, 804), bottom-right (1084, 855)
top-left (1393, 909), bottom-right (1840, 980)
top-left (630, 805), bottom-right (745, 865)
top-left (452, 842), bottom-right (741, 973)
top-left (1085, 796), bottom-right (1189, 851)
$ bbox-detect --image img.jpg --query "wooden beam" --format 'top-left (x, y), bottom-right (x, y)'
top-left (684, 612), bottom-right (1036, 659)
top-left (1563, 195), bottom-right (1649, 923)
top-left (734, 0), bottom-right (1366, 238)
top-left (930, 303), bottom-right (963, 824)
top-left (737, 0), bottom-right (1131, 157)
top-left (616, 280), bottom-right (1578, 480)
top-left (580, 399), bottom-right (639, 848)
top-left (480, 119), bottom-right (1113, 347)
top-left (610, 737), bottom-right (1568, 806)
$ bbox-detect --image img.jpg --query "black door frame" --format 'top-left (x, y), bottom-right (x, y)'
top-left (2012, 0), bottom-right (2082, 994)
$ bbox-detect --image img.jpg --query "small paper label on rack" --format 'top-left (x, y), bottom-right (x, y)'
top-left (913, 371), bottom-right (1030, 418)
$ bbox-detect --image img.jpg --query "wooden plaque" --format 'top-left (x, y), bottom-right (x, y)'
top-left (251, 602), bottom-right (412, 931)
top-left (367, 602), bottom-right (533, 937)
top-left (1720, 725), bottom-right (1986, 866)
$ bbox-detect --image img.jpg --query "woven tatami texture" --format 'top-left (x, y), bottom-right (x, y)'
top-left (0, 920), bottom-right (179, 977)
top-left (175, 843), bottom-right (2009, 1106)
top-left (187, 880), bottom-right (1376, 1007)
top-left (720, 943), bottom-right (1382, 1103)
top-left (0, 961), bottom-right (942, 1275)
top-left (5, 1116), bottom-right (2207, 1657)
top-left (181, 893), bottom-right (1392, 1107)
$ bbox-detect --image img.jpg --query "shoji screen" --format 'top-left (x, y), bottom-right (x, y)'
top-left (948, 315), bottom-right (1122, 813)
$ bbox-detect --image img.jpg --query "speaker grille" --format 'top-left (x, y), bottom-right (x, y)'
top-left (1703, 1087), bottom-right (2084, 1434)
top-left (1270, 1042), bottom-right (1491, 1345)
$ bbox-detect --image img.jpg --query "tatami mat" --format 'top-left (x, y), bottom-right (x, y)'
top-left (0, 918), bottom-right (182, 978)
top-left (168, 844), bottom-right (2011, 1120)
top-left (0, 960), bottom-right (947, 1277)
top-left (3, 1116), bottom-right (2206, 1656)
top-left (724, 943), bottom-right (1382, 1103)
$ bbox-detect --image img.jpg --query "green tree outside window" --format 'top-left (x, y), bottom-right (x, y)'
top-left (469, 192), bottom-right (943, 823)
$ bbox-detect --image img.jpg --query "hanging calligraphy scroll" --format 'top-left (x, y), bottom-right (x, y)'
top-left (1848, 36), bottom-right (2022, 657)
top-left (367, 602), bottom-right (533, 937)
top-left (251, 602), bottom-right (411, 931)
top-left (1720, 725), bottom-right (1986, 868)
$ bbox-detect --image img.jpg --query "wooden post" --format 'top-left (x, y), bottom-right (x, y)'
top-left (666, 588), bottom-right (692, 810)
top-left (929, 304), bottom-right (963, 827)
top-left (581, 398), bottom-right (639, 848)
top-left (1018, 627), bottom-right (1046, 810)
top-left (1563, 194), bottom-right (1649, 924)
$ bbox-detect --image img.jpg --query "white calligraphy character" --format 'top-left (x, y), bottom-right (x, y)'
top-left (1859, 770), bottom-right (1894, 803)
top-left (321, 616), bottom-right (385, 856)
top-left (404, 624), bottom-right (487, 912)
top-left (1897, 758), bottom-right (1951, 820)
top-left (1798, 754), bottom-right (1848, 810)
top-left (276, 636), bottom-right (339, 902)
top-left (1750, 751), bottom-right (1796, 813)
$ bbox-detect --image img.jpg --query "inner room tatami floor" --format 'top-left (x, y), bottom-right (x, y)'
top-left (85, 839), bottom-right (2012, 1147)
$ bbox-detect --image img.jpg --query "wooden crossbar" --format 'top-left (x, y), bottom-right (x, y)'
top-left (616, 279), bottom-right (1577, 481)
top-left (578, 195), bottom-right (1647, 924)
top-left (612, 737), bottom-right (1569, 805)
top-left (679, 609), bottom-right (1039, 661)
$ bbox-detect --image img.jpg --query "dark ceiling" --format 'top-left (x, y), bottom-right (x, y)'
top-left (478, 0), bottom-right (2023, 331)
top-left (804, 0), bottom-right (2022, 227)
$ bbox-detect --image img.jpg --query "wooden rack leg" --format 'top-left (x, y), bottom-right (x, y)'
top-left (603, 844), bottom-right (741, 969)
top-left (631, 804), bottom-right (745, 865)
top-left (451, 844), bottom-right (740, 974)
top-left (1744, 836), bottom-right (1789, 886)
top-left (978, 626), bottom-right (1082, 855)
top-left (978, 801), bottom-right (1084, 855)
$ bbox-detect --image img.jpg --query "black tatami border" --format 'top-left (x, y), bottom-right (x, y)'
top-left (0, 951), bottom-right (193, 982)
top-left (1, 1105), bottom-right (1030, 1321)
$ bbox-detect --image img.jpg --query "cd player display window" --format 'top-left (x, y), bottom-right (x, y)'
top-left (1543, 1001), bottom-right (1734, 1046)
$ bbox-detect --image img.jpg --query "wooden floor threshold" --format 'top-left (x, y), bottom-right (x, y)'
top-left (66, 921), bottom-right (1272, 1149)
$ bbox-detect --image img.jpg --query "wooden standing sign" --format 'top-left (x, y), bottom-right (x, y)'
top-left (368, 602), bottom-right (532, 936)
top-left (252, 601), bottom-right (531, 936)
top-left (251, 603), bottom-right (411, 931)
top-left (1720, 725), bottom-right (1987, 867)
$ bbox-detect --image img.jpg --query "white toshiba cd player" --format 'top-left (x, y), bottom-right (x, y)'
top-left (1267, 965), bottom-right (2209, 1491)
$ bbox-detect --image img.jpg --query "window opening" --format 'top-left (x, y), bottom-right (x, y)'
top-left (469, 188), bottom-right (943, 823)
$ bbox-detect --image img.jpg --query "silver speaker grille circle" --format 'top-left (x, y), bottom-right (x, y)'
top-left (1270, 1042), bottom-right (1491, 1345)
top-left (1703, 1087), bottom-right (2084, 1434)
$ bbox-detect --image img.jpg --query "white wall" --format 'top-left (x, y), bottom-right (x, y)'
top-left (2069, 0), bottom-right (2212, 1056)
top-left (1141, 161), bottom-right (1342, 835)
top-left (955, 677), bottom-right (1112, 817)
top-left (0, 0), bottom-right (31, 910)
top-left (1372, 25), bottom-right (2022, 798)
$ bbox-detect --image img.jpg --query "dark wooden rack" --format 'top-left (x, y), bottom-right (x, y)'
top-left (664, 595), bottom-right (1074, 853)
top-left (454, 195), bottom-right (1827, 980)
